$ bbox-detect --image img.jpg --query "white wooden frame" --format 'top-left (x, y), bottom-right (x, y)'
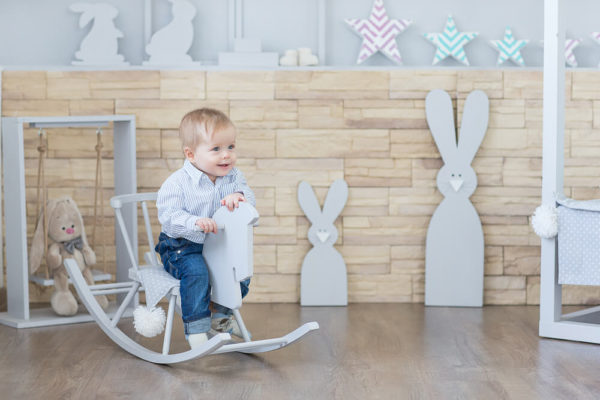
top-left (0, 115), bottom-right (137, 328)
top-left (540, 0), bottom-right (600, 343)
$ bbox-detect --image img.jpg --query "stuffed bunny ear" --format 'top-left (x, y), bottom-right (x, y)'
top-left (28, 198), bottom-right (60, 274)
top-left (322, 179), bottom-right (348, 222)
top-left (47, 198), bottom-right (60, 216)
top-left (298, 181), bottom-right (322, 224)
top-left (65, 197), bottom-right (91, 246)
top-left (425, 89), bottom-right (458, 165)
top-left (458, 90), bottom-right (489, 165)
top-left (28, 210), bottom-right (45, 275)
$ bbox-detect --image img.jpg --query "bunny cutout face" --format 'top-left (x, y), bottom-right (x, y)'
top-left (425, 89), bottom-right (489, 199)
top-left (298, 180), bottom-right (348, 247)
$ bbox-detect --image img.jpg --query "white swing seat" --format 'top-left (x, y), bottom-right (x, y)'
top-left (65, 192), bottom-right (319, 364)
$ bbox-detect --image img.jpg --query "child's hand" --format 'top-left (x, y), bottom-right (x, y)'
top-left (221, 192), bottom-right (245, 211)
top-left (195, 217), bottom-right (218, 234)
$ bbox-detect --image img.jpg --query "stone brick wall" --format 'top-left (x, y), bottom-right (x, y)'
top-left (4, 69), bottom-right (600, 305)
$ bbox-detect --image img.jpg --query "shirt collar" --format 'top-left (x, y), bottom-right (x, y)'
top-left (183, 159), bottom-right (234, 185)
top-left (183, 159), bottom-right (206, 185)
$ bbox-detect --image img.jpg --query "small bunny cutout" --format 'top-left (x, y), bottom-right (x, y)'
top-left (70, 2), bottom-right (128, 66)
top-left (145, 0), bottom-right (199, 65)
top-left (424, 89), bottom-right (489, 307)
top-left (298, 179), bottom-right (348, 306)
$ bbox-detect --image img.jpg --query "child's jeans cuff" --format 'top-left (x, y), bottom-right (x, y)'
top-left (184, 316), bottom-right (211, 335)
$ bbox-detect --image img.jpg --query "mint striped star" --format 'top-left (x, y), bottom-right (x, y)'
top-left (490, 27), bottom-right (528, 66)
top-left (424, 15), bottom-right (478, 66)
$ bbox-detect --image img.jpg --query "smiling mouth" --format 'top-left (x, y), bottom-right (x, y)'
top-left (217, 163), bottom-right (230, 167)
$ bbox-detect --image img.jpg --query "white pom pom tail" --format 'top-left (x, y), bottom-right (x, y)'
top-left (133, 305), bottom-right (166, 337)
top-left (531, 204), bottom-right (558, 239)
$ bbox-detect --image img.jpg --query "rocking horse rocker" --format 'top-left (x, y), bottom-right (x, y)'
top-left (64, 192), bottom-right (319, 364)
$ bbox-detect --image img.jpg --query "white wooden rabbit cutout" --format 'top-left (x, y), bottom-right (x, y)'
top-left (70, 2), bottom-right (128, 66)
top-left (298, 180), bottom-right (349, 306)
top-left (425, 89), bottom-right (489, 307)
top-left (145, 0), bottom-right (199, 65)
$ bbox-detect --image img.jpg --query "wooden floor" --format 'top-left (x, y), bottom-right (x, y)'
top-left (1, 304), bottom-right (600, 399)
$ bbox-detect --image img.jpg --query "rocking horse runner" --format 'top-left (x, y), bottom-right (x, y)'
top-left (64, 193), bottom-right (319, 364)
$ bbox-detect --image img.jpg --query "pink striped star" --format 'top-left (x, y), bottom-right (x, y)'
top-left (565, 38), bottom-right (582, 67)
top-left (345, 0), bottom-right (412, 65)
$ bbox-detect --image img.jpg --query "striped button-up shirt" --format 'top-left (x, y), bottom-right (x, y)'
top-left (157, 159), bottom-right (255, 243)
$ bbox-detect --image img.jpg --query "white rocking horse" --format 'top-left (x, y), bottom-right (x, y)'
top-left (64, 192), bottom-right (319, 364)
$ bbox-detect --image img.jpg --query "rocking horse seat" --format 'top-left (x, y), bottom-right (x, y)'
top-left (130, 266), bottom-right (179, 309)
top-left (556, 196), bottom-right (600, 286)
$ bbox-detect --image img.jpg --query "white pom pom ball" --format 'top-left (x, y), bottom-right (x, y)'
top-left (133, 305), bottom-right (166, 337)
top-left (531, 204), bottom-right (558, 239)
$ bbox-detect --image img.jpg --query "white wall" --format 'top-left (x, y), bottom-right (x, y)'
top-left (0, 0), bottom-right (598, 68)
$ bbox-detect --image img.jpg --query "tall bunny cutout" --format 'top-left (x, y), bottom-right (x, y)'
top-left (70, 2), bottom-right (128, 66)
top-left (145, 0), bottom-right (199, 65)
top-left (298, 180), bottom-right (349, 306)
top-left (425, 89), bottom-right (489, 307)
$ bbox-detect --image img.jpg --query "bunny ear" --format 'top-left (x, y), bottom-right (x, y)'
top-left (69, 4), bottom-right (94, 28)
top-left (298, 181), bottom-right (322, 224)
top-left (322, 179), bottom-right (348, 222)
top-left (45, 198), bottom-right (60, 227)
top-left (425, 89), bottom-right (458, 165)
top-left (69, 3), bottom-right (88, 13)
top-left (28, 210), bottom-right (46, 274)
top-left (66, 197), bottom-right (91, 246)
top-left (458, 90), bottom-right (489, 164)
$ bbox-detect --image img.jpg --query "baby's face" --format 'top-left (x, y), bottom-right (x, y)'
top-left (189, 124), bottom-right (237, 182)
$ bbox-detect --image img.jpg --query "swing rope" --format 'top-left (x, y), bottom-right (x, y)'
top-left (91, 128), bottom-right (106, 274)
top-left (35, 129), bottom-right (50, 280)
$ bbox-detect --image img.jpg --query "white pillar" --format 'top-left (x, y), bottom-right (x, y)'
top-left (540, 0), bottom-right (565, 329)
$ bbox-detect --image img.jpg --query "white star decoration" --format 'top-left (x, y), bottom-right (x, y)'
top-left (345, 0), bottom-right (412, 65)
top-left (490, 27), bottom-right (528, 66)
top-left (424, 15), bottom-right (478, 66)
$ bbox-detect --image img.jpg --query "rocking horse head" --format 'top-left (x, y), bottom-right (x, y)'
top-left (203, 202), bottom-right (259, 310)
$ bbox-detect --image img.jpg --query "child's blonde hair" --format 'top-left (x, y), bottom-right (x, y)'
top-left (179, 108), bottom-right (233, 151)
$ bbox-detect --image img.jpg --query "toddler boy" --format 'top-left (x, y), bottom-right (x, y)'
top-left (155, 108), bottom-right (255, 348)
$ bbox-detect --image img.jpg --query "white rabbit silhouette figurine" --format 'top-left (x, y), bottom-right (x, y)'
top-left (424, 89), bottom-right (489, 307)
top-left (145, 0), bottom-right (199, 65)
top-left (70, 2), bottom-right (128, 66)
top-left (298, 179), bottom-right (349, 306)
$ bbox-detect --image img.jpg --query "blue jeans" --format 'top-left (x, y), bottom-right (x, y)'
top-left (155, 233), bottom-right (250, 335)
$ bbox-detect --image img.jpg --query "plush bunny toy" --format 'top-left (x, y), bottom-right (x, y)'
top-left (29, 197), bottom-right (109, 316)
top-left (298, 179), bottom-right (349, 306)
top-left (424, 89), bottom-right (489, 307)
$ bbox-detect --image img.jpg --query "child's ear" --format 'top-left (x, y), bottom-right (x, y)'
top-left (183, 147), bottom-right (194, 161)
